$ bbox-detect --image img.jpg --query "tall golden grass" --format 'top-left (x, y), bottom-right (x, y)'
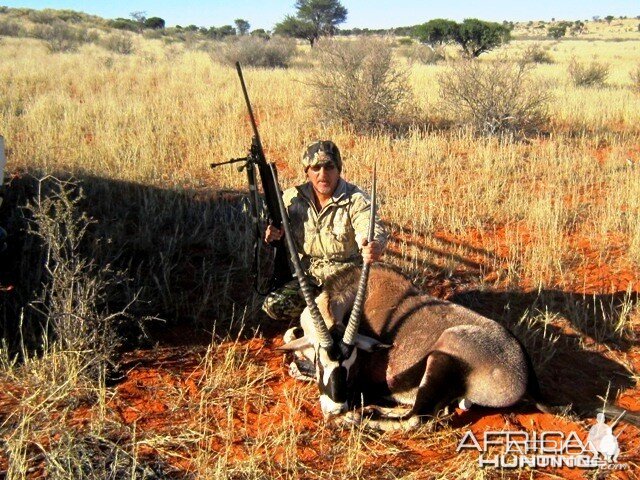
top-left (2, 34), bottom-right (639, 284)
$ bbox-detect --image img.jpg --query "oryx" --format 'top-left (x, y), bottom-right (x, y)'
top-left (269, 164), bottom-right (636, 430)
top-left (281, 263), bottom-right (539, 429)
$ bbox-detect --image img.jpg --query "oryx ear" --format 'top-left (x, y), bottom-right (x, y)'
top-left (278, 336), bottom-right (313, 351)
top-left (355, 334), bottom-right (392, 352)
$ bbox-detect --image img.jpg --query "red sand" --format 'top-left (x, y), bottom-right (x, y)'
top-left (1, 224), bottom-right (639, 478)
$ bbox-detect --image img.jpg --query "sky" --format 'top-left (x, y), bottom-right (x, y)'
top-left (3, 0), bottom-right (639, 30)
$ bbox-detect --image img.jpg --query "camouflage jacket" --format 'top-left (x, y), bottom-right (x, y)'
top-left (282, 178), bottom-right (388, 284)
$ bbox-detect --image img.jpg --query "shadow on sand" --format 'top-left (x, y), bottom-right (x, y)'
top-left (1, 172), bottom-right (636, 414)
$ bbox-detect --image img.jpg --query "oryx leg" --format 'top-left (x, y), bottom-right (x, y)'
top-left (343, 351), bottom-right (466, 432)
top-left (410, 350), bottom-right (467, 416)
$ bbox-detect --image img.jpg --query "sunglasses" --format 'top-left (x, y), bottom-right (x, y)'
top-left (309, 162), bottom-right (337, 173)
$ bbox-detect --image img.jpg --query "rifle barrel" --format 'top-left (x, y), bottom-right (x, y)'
top-left (235, 62), bottom-right (263, 152)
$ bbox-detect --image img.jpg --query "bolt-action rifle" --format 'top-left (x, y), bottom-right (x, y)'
top-left (210, 62), bottom-right (292, 293)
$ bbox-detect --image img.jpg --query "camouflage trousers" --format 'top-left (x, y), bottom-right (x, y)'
top-left (261, 279), bottom-right (320, 323)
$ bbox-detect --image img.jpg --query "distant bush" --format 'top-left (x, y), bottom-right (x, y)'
top-left (309, 37), bottom-right (411, 132)
top-left (438, 59), bottom-right (551, 137)
top-left (400, 43), bottom-right (446, 65)
top-left (144, 16), bottom-right (165, 30)
top-left (25, 8), bottom-right (93, 25)
top-left (109, 18), bottom-right (139, 32)
top-left (32, 21), bottom-right (94, 53)
top-left (28, 9), bottom-right (56, 25)
top-left (568, 58), bottom-right (609, 87)
top-left (397, 37), bottom-right (413, 46)
top-left (212, 36), bottom-right (296, 68)
top-left (102, 33), bottom-right (134, 54)
top-left (0, 6), bottom-right (9, 14)
top-left (0, 18), bottom-right (23, 37)
top-left (40, 9), bottom-right (87, 23)
top-left (521, 43), bottom-right (553, 64)
top-left (547, 24), bottom-right (567, 39)
top-left (250, 28), bottom-right (270, 39)
top-left (142, 28), bottom-right (164, 39)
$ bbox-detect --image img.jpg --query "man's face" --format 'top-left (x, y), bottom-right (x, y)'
top-left (307, 161), bottom-right (340, 198)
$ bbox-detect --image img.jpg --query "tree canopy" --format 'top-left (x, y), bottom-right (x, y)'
top-left (234, 18), bottom-right (250, 35)
top-left (453, 19), bottom-right (511, 57)
top-left (547, 23), bottom-right (567, 39)
top-left (412, 19), bottom-right (457, 46)
top-left (274, 0), bottom-right (347, 46)
top-left (411, 18), bottom-right (510, 58)
top-left (274, 15), bottom-right (317, 44)
top-left (144, 17), bottom-right (165, 30)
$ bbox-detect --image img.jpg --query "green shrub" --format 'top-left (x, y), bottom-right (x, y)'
top-left (547, 24), bottom-right (567, 39)
top-left (568, 57), bottom-right (609, 86)
top-left (309, 37), bottom-right (411, 132)
top-left (212, 36), bottom-right (297, 68)
top-left (400, 43), bottom-right (446, 65)
top-left (144, 16), bottom-right (165, 30)
top-left (102, 33), bottom-right (134, 55)
top-left (142, 28), bottom-right (164, 39)
top-left (108, 18), bottom-right (139, 32)
top-left (521, 43), bottom-right (554, 64)
top-left (31, 22), bottom-right (94, 53)
top-left (0, 18), bottom-right (23, 37)
top-left (28, 9), bottom-right (56, 25)
top-left (438, 59), bottom-right (551, 137)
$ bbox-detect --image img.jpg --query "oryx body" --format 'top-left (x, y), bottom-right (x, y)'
top-left (283, 264), bottom-right (534, 428)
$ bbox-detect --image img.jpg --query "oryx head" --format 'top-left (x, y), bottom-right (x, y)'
top-left (271, 162), bottom-right (385, 418)
top-left (282, 309), bottom-right (389, 418)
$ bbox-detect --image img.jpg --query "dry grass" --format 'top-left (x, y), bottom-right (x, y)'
top-left (1, 11), bottom-right (640, 479)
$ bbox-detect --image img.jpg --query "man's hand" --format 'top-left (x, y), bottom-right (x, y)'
top-left (360, 239), bottom-right (383, 265)
top-left (265, 225), bottom-right (284, 243)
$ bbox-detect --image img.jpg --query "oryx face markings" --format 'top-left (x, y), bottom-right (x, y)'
top-left (315, 342), bottom-right (358, 417)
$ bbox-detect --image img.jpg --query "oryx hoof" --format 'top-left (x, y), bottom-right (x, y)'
top-left (336, 410), bottom-right (363, 427)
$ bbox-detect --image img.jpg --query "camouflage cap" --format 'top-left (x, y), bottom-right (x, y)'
top-left (301, 140), bottom-right (342, 172)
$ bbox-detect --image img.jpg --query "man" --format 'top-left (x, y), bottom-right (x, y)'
top-left (262, 140), bottom-right (388, 323)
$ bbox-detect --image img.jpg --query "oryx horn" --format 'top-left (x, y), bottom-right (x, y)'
top-left (268, 164), bottom-right (333, 348)
top-left (343, 161), bottom-right (377, 346)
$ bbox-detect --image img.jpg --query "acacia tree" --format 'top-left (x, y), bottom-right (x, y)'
top-left (274, 15), bottom-right (317, 45)
top-left (412, 19), bottom-right (458, 46)
top-left (453, 19), bottom-right (511, 58)
top-left (274, 0), bottom-right (347, 46)
top-left (235, 18), bottom-right (250, 35)
top-left (144, 17), bottom-right (165, 30)
top-left (129, 11), bottom-right (146, 32)
top-left (130, 11), bottom-right (146, 24)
